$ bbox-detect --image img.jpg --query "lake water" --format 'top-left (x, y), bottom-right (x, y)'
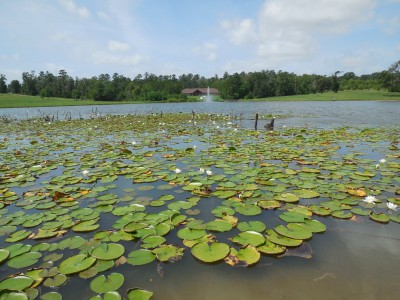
top-left (1, 100), bottom-right (399, 300)
top-left (1, 100), bottom-right (399, 129)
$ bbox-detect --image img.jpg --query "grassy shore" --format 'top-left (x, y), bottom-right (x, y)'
top-left (1, 90), bottom-right (399, 108)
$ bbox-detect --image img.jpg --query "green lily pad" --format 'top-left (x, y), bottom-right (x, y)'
top-left (257, 240), bottom-right (286, 255)
top-left (331, 210), bottom-right (353, 219)
top-left (90, 273), bottom-right (124, 294)
top-left (58, 254), bottom-right (96, 275)
top-left (151, 245), bottom-right (184, 262)
top-left (177, 228), bottom-right (206, 240)
top-left (127, 288), bottom-right (153, 300)
top-left (43, 274), bottom-right (67, 287)
top-left (236, 245), bottom-right (260, 266)
top-left (205, 220), bottom-right (233, 232)
top-left (0, 249), bottom-right (9, 264)
top-left (266, 229), bottom-right (303, 247)
top-left (91, 243), bottom-right (125, 260)
top-left (275, 223), bottom-right (313, 240)
top-left (231, 231), bottom-right (265, 247)
top-left (40, 292), bottom-right (62, 300)
top-left (370, 212), bottom-right (390, 223)
top-left (0, 291), bottom-right (28, 300)
top-left (6, 244), bottom-right (32, 259)
top-left (7, 252), bottom-right (42, 269)
top-left (127, 250), bottom-right (156, 266)
top-left (191, 242), bottom-right (230, 263)
top-left (350, 207), bottom-right (370, 216)
top-left (302, 220), bottom-right (326, 233)
top-left (292, 189), bottom-right (320, 199)
top-left (258, 200), bottom-right (281, 209)
top-left (0, 276), bottom-right (34, 291)
top-left (235, 204), bottom-right (262, 216)
top-left (275, 193), bottom-right (300, 203)
top-left (237, 221), bottom-right (266, 233)
top-left (279, 211), bottom-right (309, 223)
top-left (142, 236), bottom-right (166, 249)
top-left (5, 230), bottom-right (31, 242)
top-left (72, 219), bottom-right (99, 232)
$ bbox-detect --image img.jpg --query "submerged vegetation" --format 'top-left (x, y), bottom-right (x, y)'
top-left (0, 113), bottom-right (399, 299)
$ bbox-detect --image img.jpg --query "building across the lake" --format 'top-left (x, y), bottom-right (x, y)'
top-left (181, 87), bottom-right (219, 96)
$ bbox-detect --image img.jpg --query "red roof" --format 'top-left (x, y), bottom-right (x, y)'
top-left (181, 88), bottom-right (219, 95)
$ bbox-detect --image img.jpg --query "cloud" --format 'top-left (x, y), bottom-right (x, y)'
top-left (92, 51), bottom-right (146, 66)
top-left (97, 11), bottom-right (112, 22)
top-left (108, 40), bottom-right (131, 52)
top-left (59, 0), bottom-right (90, 18)
top-left (220, 19), bottom-right (257, 45)
top-left (193, 42), bottom-right (218, 62)
top-left (221, 0), bottom-right (376, 63)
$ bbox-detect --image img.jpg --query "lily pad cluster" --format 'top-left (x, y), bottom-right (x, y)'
top-left (0, 113), bottom-right (399, 298)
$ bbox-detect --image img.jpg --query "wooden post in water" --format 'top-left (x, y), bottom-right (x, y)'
top-left (255, 113), bottom-right (259, 130)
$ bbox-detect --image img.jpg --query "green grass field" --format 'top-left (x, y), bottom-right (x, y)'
top-left (1, 90), bottom-right (399, 108)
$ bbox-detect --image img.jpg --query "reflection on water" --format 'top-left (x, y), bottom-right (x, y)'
top-left (2, 100), bottom-right (400, 129)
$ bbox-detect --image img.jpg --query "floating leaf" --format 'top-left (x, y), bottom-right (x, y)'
top-left (40, 292), bottom-right (62, 300)
top-left (0, 249), bottom-right (9, 264)
top-left (265, 229), bottom-right (302, 247)
top-left (205, 220), bottom-right (233, 232)
top-left (43, 274), bottom-right (67, 287)
top-left (0, 276), bottom-right (34, 291)
top-left (91, 243), bottom-right (125, 260)
top-left (58, 254), bottom-right (96, 275)
top-left (177, 228), bottom-right (206, 240)
top-left (7, 252), bottom-right (42, 269)
top-left (237, 221), bottom-right (266, 233)
top-left (370, 212), bottom-right (390, 223)
top-left (127, 250), bottom-right (156, 266)
top-left (151, 245), bottom-right (184, 262)
top-left (236, 245), bottom-right (260, 266)
top-left (90, 273), bottom-right (124, 294)
top-left (191, 242), bottom-right (230, 263)
top-left (127, 288), bottom-right (153, 300)
top-left (231, 231), bottom-right (265, 247)
top-left (0, 291), bottom-right (28, 300)
top-left (275, 223), bottom-right (313, 240)
top-left (257, 240), bottom-right (286, 255)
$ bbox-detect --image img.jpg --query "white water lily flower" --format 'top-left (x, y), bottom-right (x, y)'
top-left (199, 168), bottom-right (205, 173)
top-left (131, 141), bottom-right (137, 145)
top-left (206, 170), bottom-right (213, 176)
top-left (363, 195), bottom-right (377, 204)
top-left (386, 202), bottom-right (398, 211)
top-left (376, 164), bottom-right (380, 169)
top-left (175, 168), bottom-right (182, 174)
top-left (82, 170), bottom-right (89, 176)
top-left (193, 145), bottom-right (197, 149)
top-left (379, 158), bottom-right (386, 164)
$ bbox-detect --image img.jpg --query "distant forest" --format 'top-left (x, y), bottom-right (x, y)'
top-left (0, 60), bottom-right (399, 101)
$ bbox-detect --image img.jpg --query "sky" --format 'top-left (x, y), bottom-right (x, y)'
top-left (1, 0), bottom-right (400, 82)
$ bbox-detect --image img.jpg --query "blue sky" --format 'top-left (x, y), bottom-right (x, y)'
top-left (1, 0), bottom-right (399, 82)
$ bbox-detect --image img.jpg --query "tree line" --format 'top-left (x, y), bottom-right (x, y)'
top-left (0, 60), bottom-right (399, 101)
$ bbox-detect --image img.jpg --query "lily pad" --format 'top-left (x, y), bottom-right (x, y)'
top-left (7, 252), bottom-right (42, 269)
top-left (127, 250), bottom-right (156, 266)
top-left (266, 229), bottom-right (303, 247)
top-left (58, 254), bottom-right (96, 275)
top-left (0, 276), bottom-right (35, 291)
top-left (151, 245), bottom-right (184, 262)
top-left (231, 231), bottom-right (265, 247)
top-left (257, 240), bottom-right (286, 255)
top-left (90, 273), bottom-right (124, 294)
top-left (91, 243), bottom-right (125, 260)
top-left (370, 212), bottom-right (390, 223)
top-left (236, 245), bottom-right (260, 266)
top-left (177, 228), bottom-right (206, 240)
top-left (127, 288), bottom-right (153, 300)
top-left (191, 242), bottom-right (230, 263)
top-left (43, 274), bottom-right (67, 287)
top-left (0, 249), bottom-right (9, 264)
top-left (237, 221), bottom-right (266, 233)
top-left (275, 223), bottom-right (313, 240)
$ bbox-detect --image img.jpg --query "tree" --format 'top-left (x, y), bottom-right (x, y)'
top-left (0, 74), bottom-right (7, 93)
top-left (331, 71), bottom-right (341, 93)
top-left (8, 80), bottom-right (21, 94)
top-left (387, 60), bottom-right (400, 92)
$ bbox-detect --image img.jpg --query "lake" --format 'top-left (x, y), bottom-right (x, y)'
top-left (1, 100), bottom-right (399, 129)
top-left (0, 101), bottom-right (399, 300)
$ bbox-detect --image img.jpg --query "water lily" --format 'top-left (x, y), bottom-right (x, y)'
top-left (363, 195), bottom-right (377, 204)
top-left (379, 158), bottom-right (386, 164)
top-left (199, 168), bottom-right (205, 173)
top-left (376, 164), bottom-right (380, 169)
top-left (386, 202), bottom-right (398, 211)
top-left (82, 170), bottom-right (89, 176)
top-left (193, 145), bottom-right (197, 149)
top-left (206, 170), bottom-right (213, 176)
top-left (175, 168), bottom-right (182, 174)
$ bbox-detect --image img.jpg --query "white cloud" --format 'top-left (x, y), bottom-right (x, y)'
top-left (97, 11), bottom-right (112, 22)
top-left (92, 51), bottom-right (145, 66)
top-left (108, 40), bottom-right (131, 52)
top-left (59, 0), bottom-right (90, 18)
top-left (193, 42), bottom-right (218, 62)
top-left (221, 0), bottom-right (376, 64)
top-left (220, 19), bottom-right (256, 45)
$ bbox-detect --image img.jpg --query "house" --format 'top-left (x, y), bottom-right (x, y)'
top-left (181, 87), bottom-right (219, 96)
